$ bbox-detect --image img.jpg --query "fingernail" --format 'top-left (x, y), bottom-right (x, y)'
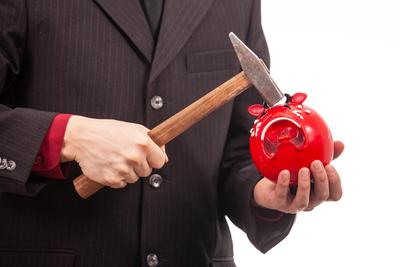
top-left (301, 168), bottom-right (310, 180)
top-left (283, 170), bottom-right (290, 183)
top-left (312, 160), bottom-right (323, 169)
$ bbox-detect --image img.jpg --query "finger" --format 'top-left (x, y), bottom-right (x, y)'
top-left (310, 161), bottom-right (329, 200)
top-left (124, 169), bottom-right (140, 184)
top-left (108, 180), bottom-right (127, 189)
top-left (325, 164), bottom-right (343, 201)
top-left (308, 160), bottom-right (329, 209)
top-left (289, 168), bottom-right (311, 213)
top-left (100, 171), bottom-right (128, 188)
top-left (333, 141), bottom-right (345, 160)
top-left (147, 142), bottom-right (167, 169)
top-left (134, 160), bottom-right (153, 177)
top-left (160, 145), bottom-right (169, 163)
top-left (274, 170), bottom-right (291, 208)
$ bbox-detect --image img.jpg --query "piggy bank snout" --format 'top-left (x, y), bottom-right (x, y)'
top-left (262, 118), bottom-right (306, 157)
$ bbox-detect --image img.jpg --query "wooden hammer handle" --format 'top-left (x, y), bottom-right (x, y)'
top-left (73, 71), bottom-right (252, 198)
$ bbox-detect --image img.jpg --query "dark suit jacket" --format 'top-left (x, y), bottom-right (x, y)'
top-left (0, 0), bottom-right (296, 266)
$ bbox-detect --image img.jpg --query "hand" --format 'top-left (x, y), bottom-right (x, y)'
top-left (253, 141), bottom-right (344, 214)
top-left (61, 116), bottom-right (168, 188)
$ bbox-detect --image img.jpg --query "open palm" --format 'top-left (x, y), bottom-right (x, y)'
top-left (253, 141), bottom-right (345, 214)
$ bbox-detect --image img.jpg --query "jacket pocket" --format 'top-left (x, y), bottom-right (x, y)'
top-left (186, 49), bottom-right (240, 73)
top-left (0, 248), bottom-right (76, 267)
top-left (210, 257), bottom-right (236, 267)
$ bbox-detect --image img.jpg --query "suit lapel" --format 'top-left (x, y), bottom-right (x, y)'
top-left (94, 0), bottom-right (154, 62)
top-left (148, 0), bottom-right (215, 84)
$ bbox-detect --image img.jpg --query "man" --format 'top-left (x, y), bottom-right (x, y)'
top-left (0, 0), bottom-right (344, 266)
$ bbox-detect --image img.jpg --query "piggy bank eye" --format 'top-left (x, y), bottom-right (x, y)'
top-left (262, 119), bottom-right (306, 156)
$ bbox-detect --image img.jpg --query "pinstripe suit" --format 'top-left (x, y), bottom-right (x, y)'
top-left (0, 0), bottom-right (296, 266)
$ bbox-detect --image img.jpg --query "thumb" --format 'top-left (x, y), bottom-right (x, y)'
top-left (333, 141), bottom-right (345, 160)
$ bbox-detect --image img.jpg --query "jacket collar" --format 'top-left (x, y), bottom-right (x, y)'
top-left (94, 0), bottom-right (155, 62)
top-left (94, 0), bottom-right (215, 82)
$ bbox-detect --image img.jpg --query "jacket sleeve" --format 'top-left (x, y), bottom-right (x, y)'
top-left (218, 0), bottom-right (296, 253)
top-left (0, 0), bottom-right (57, 196)
top-left (31, 114), bottom-right (72, 179)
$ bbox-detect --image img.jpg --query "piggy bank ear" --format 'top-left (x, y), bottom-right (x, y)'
top-left (291, 93), bottom-right (307, 104)
top-left (248, 104), bottom-right (265, 117)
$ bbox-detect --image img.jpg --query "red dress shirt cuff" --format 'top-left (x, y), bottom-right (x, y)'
top-left (31, 114), bottom-right (72, 179)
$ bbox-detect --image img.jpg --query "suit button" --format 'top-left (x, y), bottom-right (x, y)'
top-left (149, 174), bottom-right (163, 188)
top-left (146, 253), bottom-right (159, 266)
top-left (6, 160), bottom-right (16, 171)
top-left (0, 158), bottom-right (7, 170)
top-left (151, 95), bottom-right (163, 110)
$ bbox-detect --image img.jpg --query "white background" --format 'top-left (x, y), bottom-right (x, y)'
top-left (230, 0), bottom-right (400, 266)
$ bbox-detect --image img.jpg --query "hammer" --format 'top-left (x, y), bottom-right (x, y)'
top-left (73, 33), bottom-right (285, 198)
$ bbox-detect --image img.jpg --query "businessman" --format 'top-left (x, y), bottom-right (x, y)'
top-left (0, 0), bottom-right (344, 266)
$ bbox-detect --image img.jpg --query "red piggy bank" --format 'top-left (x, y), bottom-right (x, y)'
top-left (248, 93), bottom-right (333, 185)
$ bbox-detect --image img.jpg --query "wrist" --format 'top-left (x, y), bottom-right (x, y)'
top-left (253, 178), bottom-right (269, 208)
top-left (251, 187), bottom-right (284, 221)
top-left (61, 115), bottom-right (87, 162)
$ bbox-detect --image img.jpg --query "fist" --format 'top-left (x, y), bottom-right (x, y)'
top-left (61, 116), bottom-right (168, 188)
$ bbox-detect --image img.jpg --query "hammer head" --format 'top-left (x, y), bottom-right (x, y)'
top-left (229, 33), bottom-right (284, 107)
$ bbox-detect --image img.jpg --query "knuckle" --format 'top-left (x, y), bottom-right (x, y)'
top-left (137, 136), bottom-right (151, 149)
top-left (119, 183), bottom-right (127, 189)
top-left (116, 164), bottom-right (130, 176)
top-left (135, 170), bottom-right (145, 178)
top-left (151, 157), bottom-right (166, 169)
top-left (129, 170), bottom-right (140, 181)
top-left (106, 178), bottom-right (123, 188)
top-left (118, 182), bottom-right (127, 189)
top-left (298, 182), bottom-right (309, 192)
top-left (129, 154), bottom-right (141, 165)
top-left (128, 175), bottom-right (139, 184)
top-left (138, 165), bottom-right (152, 177)
top-left (103, 176), bottom-right (114, 184)
top-left (315, 171), bottom-right (327, 183)
top-left (134, 162), bottom-right (152, 177)
top-left (142, 167), bottom-right (153, 177)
